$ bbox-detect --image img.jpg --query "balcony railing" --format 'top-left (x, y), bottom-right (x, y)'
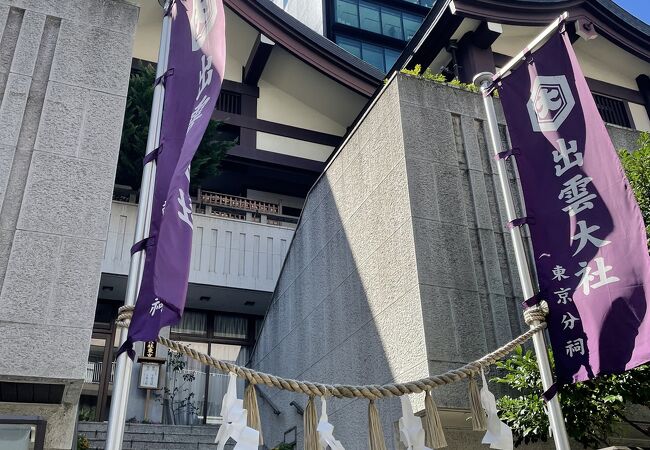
top-left (85, 361), bottom-right (115, 384)
top-left (103, 194), bottom-right (296, 292)
top-left (196, 189), bottom-right (299, 227)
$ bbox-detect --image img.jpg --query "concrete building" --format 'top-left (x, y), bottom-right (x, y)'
top-left (0, 2), bottom-right (139, 449)
top-left (0, 0), bottom-right (381, 448)
top-left (0, 0), bottom-right (649, 449)
top-left (272, 0), bottom-right (433, 72)
top-left (86, 0), bottom-right (383, 431)
top-left (250, 0), bottom-right (650, 448)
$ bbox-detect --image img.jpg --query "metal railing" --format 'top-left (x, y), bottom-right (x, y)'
top-left (112, 188), bottom-right (300, 227)
top-left (85, 362), bottom-right (116, 384)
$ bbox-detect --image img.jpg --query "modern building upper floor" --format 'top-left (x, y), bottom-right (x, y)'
top-left (393, 0), bottom-right (650, 131)
top-left (272, 0), bottom-right (435, 72)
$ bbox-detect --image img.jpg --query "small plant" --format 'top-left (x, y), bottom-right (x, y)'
top-left (77, 406), bottom-right (95, 422)
top-left (272, 443), bottom-right (294, 450)
top-left (156, 350), bottom-right (200, 424)
top-left (619, 132), bottom-right (650, 246)
top-left (400, 64), bottom-right (487, 95)
top-left (77, 434), bottom-right (90, 450)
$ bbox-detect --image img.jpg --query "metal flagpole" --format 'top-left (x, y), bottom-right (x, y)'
top-left (474, 71), bottom-right (571, 450)
top-left (105, 2), bottom-right (172, 449)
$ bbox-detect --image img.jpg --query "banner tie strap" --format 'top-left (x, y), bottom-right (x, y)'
top-left (130, 236), bottom-right (155, 255)
top-left (482, 81), bottom-right (497, 97)
top-left (494, 147), bottom-right (520, 161)
top-left (542, 383), bottom-right (559, 402)
top-left (507, 216), bottom-right (534, 230)
top-left (522, 293), bottom-right (541, 309)
top-left (143, 145), bottom-right (162, 165)
top-left (154, 68), bottom-right (175, 87)
top-left (163, 0), bottom-right (175, 16)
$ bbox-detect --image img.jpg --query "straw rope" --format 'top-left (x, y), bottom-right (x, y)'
top-left (116, 303), bottom-right (547, 400)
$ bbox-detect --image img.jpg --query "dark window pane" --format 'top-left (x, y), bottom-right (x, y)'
top-left (385, 48), bottom-right (401, 71)
top-left (403, 13), bottom-right (422, 40)
top-left (381, 8), bottom-right (403, 40)
top-left (336, 0), bottom-right (359, 27)
top-left (336, 35), bottom-right (361, 58)
top-left (359, 1), bottom-right (381, 34)
top-left (213, 315), bottom-right (249, 340)
top-left (362, 42), bottom-right (385, 71)
top-left (592, 93), bottom-right (631, 127)
top-left (171, 311), bottom-right (207, 336)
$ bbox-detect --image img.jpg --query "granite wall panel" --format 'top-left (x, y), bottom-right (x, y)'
top-left (0, 1), bottom-right (137, 448)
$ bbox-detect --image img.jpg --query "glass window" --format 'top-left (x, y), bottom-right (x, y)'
top-left (403, 13), bottom-right (422, 40)
top-left (336, 35), bottom-right (361, 58)
top-left (206, 343), bottom-right (249, 423)
top-left (165, 341), bottom-right (209, 425)
top-left (381, 8), bottom-right (403, 40)
top-left (171, 311), bottom-right (207, 336)
top-left (385, 48), bottom-right (401, 71)
top-left (362, 42), bottom-right (386, 71)
top-left (335, 0), bottom-right (359, 27)
top-left (213, 315), bottom-right (249, 340)
top-left (359, 1), bottom-right (381, 34)
top-left (420, 0), bottom-right (434, 6)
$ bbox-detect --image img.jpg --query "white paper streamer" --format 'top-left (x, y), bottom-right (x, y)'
top-left (214, 373), bottom-right (260, 450)
top-left (317, 397), bottom-right (345, 450)
top-left (398, 396), bottom-right (432, 450)
top-left (480, 369), bottom-right (513, 450)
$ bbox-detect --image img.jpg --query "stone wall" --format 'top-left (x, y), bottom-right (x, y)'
top-left (250, 74), bottom-right (642, 449)
top-left (0, 1), bottom-right (138, 448)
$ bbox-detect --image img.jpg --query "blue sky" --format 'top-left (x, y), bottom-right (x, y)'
top-left (612, 0), bottom-right (650, 25)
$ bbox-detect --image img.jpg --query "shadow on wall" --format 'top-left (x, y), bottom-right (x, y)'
top-left (249, 78), bottom-right (425, 449)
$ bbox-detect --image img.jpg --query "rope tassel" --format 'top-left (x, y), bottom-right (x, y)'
top-left (469, 377), bottom-right (487, 431)
top-left (424, 391), bottom-right (447, 448)
top-left (243, 383), bottom-right (263, 445)
top-left (368, 400), bottom-right (387, 450)
top-left (304, 396), bottom-right (321, 450)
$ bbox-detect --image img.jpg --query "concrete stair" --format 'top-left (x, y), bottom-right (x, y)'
top-left (78, 422), bottom-right (234, 450)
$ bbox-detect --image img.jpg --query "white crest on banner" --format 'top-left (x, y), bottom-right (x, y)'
top-left (317, 398), bottom-right (345, 450)
top-left (213, 373), bottom-right (259, 450)
top-left (182, 0), bottom-right (218, 51)
top-left (398, 396), bottom-right (432, 450)
top-left (480, 369), bottom-right (513, 450)
top-left (527, 75), bottom-right (575, 132)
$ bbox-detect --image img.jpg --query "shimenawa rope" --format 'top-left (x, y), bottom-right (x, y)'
top-left (115, 304), bottom-right (547, 400)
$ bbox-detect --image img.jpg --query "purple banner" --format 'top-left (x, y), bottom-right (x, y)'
top-left (120, 0), bottom-right (225, 356)
top-left (498, 30), bottom-right (650, 384)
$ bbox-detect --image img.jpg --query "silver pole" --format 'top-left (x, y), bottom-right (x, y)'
top-left (105, 3), bottom-right (172, 449)
top-left (474, 72), bottom-right (571, 450)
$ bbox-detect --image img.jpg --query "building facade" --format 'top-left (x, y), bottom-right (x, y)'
top-left (0, 1), bottom-right (138, 449)
top-left (0, 0), bottom-right (382, 448)
top-left (274, 0), bottom-right (433, 72)
top-left (251, 0), bottom-right (650, 448)
top-left (86, 0), bottom-right (384, 432)
top-left (0, 0), bottom-right (649, 449)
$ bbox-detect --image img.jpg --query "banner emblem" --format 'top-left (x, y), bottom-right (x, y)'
top-left (527, 75), bottom-right (575, 132)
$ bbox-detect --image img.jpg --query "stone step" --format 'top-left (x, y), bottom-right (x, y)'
top-left (79, 422), bottom-right (219, 436)
top-left (86, 431), bottom-right (218, 443)
top-left (88, 439), bottom-right (225, 450)
top-left (79, 422), bottom-right (230, 450)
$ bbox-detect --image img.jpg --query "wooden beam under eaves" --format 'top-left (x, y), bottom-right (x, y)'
top-left (243, 33), bottom-right (275, 86)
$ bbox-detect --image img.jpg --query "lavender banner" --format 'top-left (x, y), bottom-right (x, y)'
top-left (498, 30), bottom-right (650, 384)
top-left (120, 0), bottom-right (226, 356)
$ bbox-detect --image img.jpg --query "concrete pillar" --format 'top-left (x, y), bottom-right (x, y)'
top-left (0, 1), bottom-right (138, 448)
